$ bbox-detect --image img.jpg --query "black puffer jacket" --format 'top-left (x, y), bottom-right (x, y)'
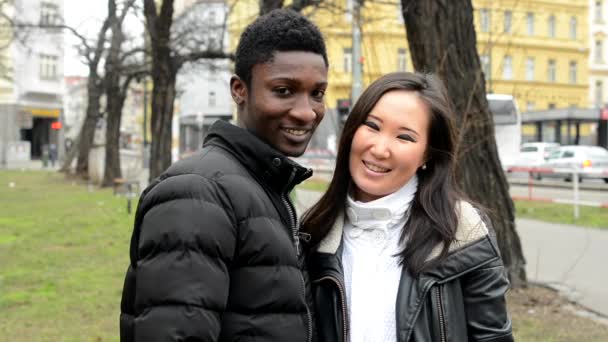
top-left (309, 202), bottom-right (513, 342)
top-left (120, 120), bottom-right (314, 342)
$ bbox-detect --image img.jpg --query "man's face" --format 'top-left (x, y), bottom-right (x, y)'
top-left (232, 51), bottom-right (328, 157)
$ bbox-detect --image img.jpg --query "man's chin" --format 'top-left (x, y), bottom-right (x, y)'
top-left (280, 144), bottom-right (308, 158)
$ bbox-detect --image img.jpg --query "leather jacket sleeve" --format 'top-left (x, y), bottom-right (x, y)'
top-left (461, 257), bottom-right (514, 342)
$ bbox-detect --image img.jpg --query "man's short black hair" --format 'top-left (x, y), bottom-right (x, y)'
top-left (235, 9), bottom-right (328, 86)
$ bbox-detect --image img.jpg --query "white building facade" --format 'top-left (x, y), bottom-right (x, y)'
top-left (0, 0), bottom-right (64, 165)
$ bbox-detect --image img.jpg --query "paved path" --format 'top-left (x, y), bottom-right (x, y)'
top-left (295, 189), bottom-right (608, 317)
top-left (519, 218), bottom-right (608, 317)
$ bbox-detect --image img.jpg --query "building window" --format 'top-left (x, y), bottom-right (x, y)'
top-left (547, 59), bottom-right (556, 82)
top-left (526, 102), bottom-right (535, 112)
top-left (570, 17), bottom-right (577, 40)
top-left (548, 15), bottom-right (556, 38)
top-left (596, 1), bottom-right (603, 22)
top-left (480, 8), bottom-right (490, 33)
top-left (525, 57), bottom-right (535, 81)
top-left (40, 2), bottom-right (60, 25)
top-left (343, 48), bottom-right (352, 73)
top-left (39, 54), bottom-right (58, 80)
top-left (397, 48), bottom-right (407, 72)
top-left (548, 103), bottom-right (556, 109)
top-left (208, 91), bottom-right (216, 107)
top-left (527, 12), bottom-right (535, 35)
top-left (480, 54), bottom-right (491, 80)
top-left (595, 81), bottom-right (603, 108)
top-left (502, 55), bottom-right (513, 80)
top-left (596, 40), bottom-right (604, 63)
top-left (569, 61), bottom-right (577, 84)
top-left (504, 10), bottom-right (512, 33)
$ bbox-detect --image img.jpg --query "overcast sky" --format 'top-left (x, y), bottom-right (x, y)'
top-left (63, 0), bottom-right (108, 76)
top-left (63, 0), bottom-right (144, 77)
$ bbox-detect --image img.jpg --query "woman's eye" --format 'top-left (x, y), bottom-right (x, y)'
top-left (363, 121), bottom-right (379, 130)
top-left (398, 134), bottom-right (416, 142)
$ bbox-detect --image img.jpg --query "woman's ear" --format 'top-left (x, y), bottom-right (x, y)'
top-left (230, 75), bottom-right (247, 105)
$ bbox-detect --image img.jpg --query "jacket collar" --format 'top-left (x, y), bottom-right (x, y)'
top-left (314, 201), bottom-right (499, 280)
top-left (204, 120), bottom-right (312, 193)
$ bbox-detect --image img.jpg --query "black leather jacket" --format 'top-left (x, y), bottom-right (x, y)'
top-left (308, 202), bottom-right (514, 342)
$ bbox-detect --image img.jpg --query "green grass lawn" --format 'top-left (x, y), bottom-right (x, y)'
top-left (515, 200), bottom-right (608, 229)
top-left (1, 170), bottom-right (607, 341)
top-left (0, 170), bottom-right (133, 341)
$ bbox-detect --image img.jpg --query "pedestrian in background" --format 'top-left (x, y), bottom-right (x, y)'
top-left (303, 72), bottom-right (513, 342)
top-left (48, 143), bottom-right (57, 167)
top-left (120, 8), bottom-right (329, 342)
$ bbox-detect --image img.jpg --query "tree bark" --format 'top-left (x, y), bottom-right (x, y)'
top-left (143, 0), bottom-right (177, 181)
top-left (75, 73), bottom-right (103, 178)
top-left (72, 5), bottom-right (113, 178)
top-left (260, 0), bottom-right (284, 14)
top-left (401, 0), bottom-right (526, 286)
top-left (101, 0), bottom-right (134, 187)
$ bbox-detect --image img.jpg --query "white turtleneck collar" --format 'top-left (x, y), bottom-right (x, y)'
top-left (345, 175), bottom-right (418, 233)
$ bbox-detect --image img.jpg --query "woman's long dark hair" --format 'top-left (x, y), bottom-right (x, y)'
top-left (301, 72), bottom-right (464, 275)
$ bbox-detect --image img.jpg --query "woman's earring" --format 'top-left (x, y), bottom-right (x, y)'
top-left (421, 164), bottom-right (427, 170)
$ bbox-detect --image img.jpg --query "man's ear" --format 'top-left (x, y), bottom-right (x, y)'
top-left (230, 75), bottom-right (247, 106)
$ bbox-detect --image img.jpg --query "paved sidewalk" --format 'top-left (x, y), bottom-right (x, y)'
top-left (519, 218), bottom-right (608, 317)
top-left (295, 189), bottom-right (608, 317)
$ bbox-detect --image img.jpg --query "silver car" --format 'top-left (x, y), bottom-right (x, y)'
top-left (541, 145), bottom-right (608, 183)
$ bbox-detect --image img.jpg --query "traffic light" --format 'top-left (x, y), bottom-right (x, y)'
top-left (51, 121), bottom-right (62, 130)
top-left (337, 98), bottom-right (351, 123)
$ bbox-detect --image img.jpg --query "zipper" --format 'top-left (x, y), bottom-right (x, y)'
top-left (313, 275), bottom-right (348, 342)
top-left (435, 286), bottom-right (447, 342)
top-left (281, 167), bottom-right (312, 342)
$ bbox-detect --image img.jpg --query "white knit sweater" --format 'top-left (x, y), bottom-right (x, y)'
top-left (342, 176), bottom-right (418, 342)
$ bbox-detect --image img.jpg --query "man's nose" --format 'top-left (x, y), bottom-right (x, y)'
top-left (289, 95), bottom-right (317, 123)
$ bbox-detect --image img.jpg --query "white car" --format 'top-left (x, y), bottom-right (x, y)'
top-left (514, 142), bottom-right (561, 168)
top-left (542, 145), bottom-right (608, 183)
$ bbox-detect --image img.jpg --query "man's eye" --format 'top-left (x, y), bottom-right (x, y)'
top-left (274, 87), bottom-right (291, 96)
top-left (363, 121), bottom-right (379, 130)
top-left (312, 89), bottom-right (325, 100)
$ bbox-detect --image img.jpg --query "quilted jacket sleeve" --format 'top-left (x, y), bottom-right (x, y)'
top-left (461, 243), bottom-right (514, 342)
top-left (120, 174), bottom-right (237, 342)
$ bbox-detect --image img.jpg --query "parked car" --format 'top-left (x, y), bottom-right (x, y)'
top-left (514, 142), bottom-right (561, 167)
top-left (541, 145), bottom-right (608, 183)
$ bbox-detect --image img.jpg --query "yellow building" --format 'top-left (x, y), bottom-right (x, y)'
top-left (229, 0), bottom-right (588, 110)
top-left (228, 0), bottom-right (410, 113)
top-left (475, 0), bottom-right (589, 111)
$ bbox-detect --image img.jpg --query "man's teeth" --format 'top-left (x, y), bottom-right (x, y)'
top-left (364, 162), bottom-right (389, 173)
top-left (284, 128), bottom-right (307, 136)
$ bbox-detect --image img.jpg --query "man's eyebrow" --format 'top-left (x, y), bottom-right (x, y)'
top-left (268, 77), bottom-right (328, 87)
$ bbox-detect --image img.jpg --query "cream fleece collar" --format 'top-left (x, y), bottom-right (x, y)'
top-left (317, 200), bottom-right (489, 260)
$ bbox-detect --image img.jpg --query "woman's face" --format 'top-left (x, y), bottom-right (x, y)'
top-left (349, 90), bottom-right (430, 202)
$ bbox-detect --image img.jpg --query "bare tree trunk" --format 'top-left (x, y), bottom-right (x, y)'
top-left (401, 0), bottom-right (526, 286)
top-left (75, 76), bottom-right (103, 178)
top-left (101, 0), bottom-right (135, 187)
top-left (144, 0), bottom-right (176, 181)
top-left (260, 0), bottom-right (284, 14)
top-left (71, 5), bottom-right (113, 178)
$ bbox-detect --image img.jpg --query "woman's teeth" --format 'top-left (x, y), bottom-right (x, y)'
top-left (364, 161), bottom-right (390, 173)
